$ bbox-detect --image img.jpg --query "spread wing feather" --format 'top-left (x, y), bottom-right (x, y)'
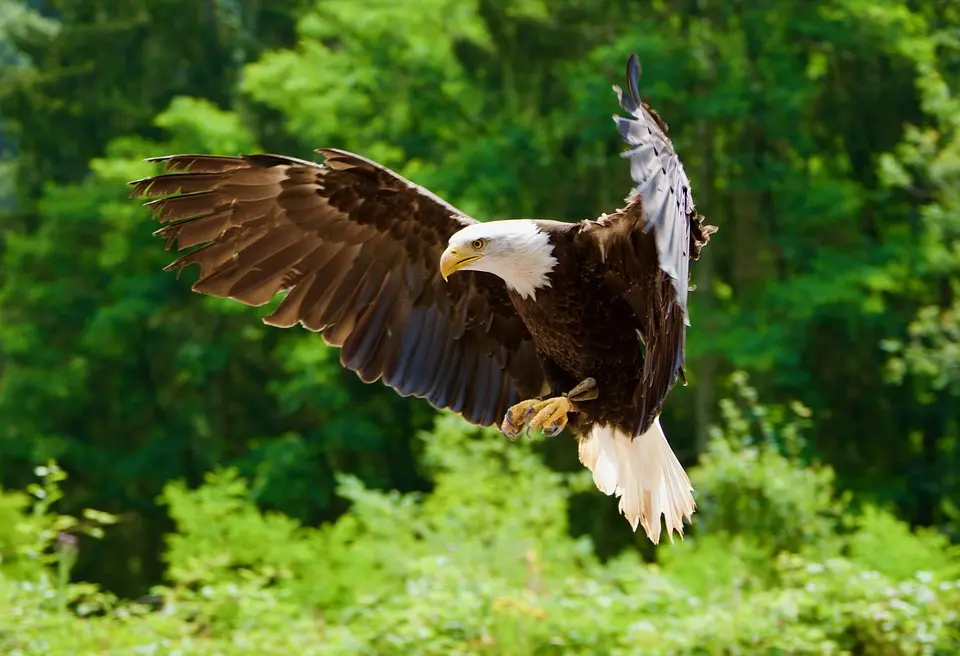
top-left (129, 149), bottom-right (546, 427)
top-left (612, 53), bottom-right (704, 323)
top-left (583, 54), bottom-right (717, 434)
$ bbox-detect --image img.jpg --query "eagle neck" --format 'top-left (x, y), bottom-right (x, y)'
top-left (495, 225), bottom-right (558, 300)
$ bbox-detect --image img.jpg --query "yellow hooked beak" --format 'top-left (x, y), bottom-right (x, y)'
top-left (439, 246), bottom-right (483, 282)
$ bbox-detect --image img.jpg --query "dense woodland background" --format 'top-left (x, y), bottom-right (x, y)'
top-left (1, 0), bottom-right (959, 652)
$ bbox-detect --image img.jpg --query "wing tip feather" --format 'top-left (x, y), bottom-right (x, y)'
top-left (625, 52), bottom-right (642, 104)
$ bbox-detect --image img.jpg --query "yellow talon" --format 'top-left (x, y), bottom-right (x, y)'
top-left (528, 397), bottom-right (573, 434)
top-left (501, 399), bottom-right (541, 439)
top-left (501, 396), bottom-right (573, 439)
top-left (501, 378), bottom-right (597, 440)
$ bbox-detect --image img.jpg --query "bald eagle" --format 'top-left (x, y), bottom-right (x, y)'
top-left (129, 54), bottom-right (716, 543)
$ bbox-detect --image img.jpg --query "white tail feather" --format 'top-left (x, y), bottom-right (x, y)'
top-left (578, 417), bottom-right (695, 544)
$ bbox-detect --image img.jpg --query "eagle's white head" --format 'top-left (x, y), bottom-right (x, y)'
top-left (439, 220), bottom-right (559, 299)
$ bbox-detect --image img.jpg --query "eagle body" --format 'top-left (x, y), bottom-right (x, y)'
top-left (130, 55), bottom-right (716, 543)
top-left (503, 221), bottom-right (648, 433)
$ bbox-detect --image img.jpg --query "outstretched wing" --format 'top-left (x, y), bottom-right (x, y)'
top-left (583, 54), bottom-right (717, 434)
top-left (613, 53), bottom-right (707, 322)
top-left (129, 149), bottom-right (546, 427)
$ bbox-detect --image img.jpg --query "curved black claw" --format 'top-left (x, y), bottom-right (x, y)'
top-left (524, 406), bottom-right (538, 421)
top-left (501, 413), bottom-right (521, 441)
top-left (542, 422), bottom-right (564, 438)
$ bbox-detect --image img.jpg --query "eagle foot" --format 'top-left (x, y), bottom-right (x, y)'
top-left (565, 377), bottom-right (598, 403)
top-left (500, 378), bottom-right (597, 440)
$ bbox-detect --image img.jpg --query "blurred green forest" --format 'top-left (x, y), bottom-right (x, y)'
top-left (0, 0), bottom-right (959, 652)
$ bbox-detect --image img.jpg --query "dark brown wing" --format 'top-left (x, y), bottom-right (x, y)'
top-left (581, 54), bottom-right (716, 434)
top-left (129, 149), bottom-right (546, 427)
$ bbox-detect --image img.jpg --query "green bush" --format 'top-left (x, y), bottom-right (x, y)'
top-left (660, 374), bottom-right (847, 594)
top-left (0, 401), bottom-right (958, 655)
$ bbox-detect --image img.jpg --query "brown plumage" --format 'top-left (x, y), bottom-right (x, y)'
top-left (507, 203), bottom-right (713, 439)
top-left (129, 149), bottom-right (546, 427)
top-left (129, 54), bottom-right (716, 542)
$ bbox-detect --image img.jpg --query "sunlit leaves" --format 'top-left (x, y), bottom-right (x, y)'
top-left (1, 413), bottom-right (958, 653)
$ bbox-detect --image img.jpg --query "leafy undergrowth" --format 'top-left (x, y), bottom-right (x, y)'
top-left (1, 394), bottom-right (958, 655)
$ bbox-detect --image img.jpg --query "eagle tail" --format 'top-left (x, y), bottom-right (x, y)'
top-left (578, 418), bottom-right (695, 544)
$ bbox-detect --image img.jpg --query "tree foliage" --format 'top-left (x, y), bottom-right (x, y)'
top-left (0, 0), bottom-right (958, 609)
top-left (1, 406), bottom-right (959, 654)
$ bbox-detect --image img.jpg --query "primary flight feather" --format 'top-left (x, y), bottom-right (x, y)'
top-left (130, 54), bottom-right (717, 543)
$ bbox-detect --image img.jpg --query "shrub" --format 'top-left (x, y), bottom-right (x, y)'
top-left (0, 397), bottom-right (957, 654)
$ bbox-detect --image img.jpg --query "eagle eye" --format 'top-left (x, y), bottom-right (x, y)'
top-left (471, 238), bottom-right (486, 250)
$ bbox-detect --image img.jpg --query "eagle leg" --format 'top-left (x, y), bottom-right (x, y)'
top-left (500, 378), bottom-right (598, 440)
top-left (566, 377), bottom-right (599, 402)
